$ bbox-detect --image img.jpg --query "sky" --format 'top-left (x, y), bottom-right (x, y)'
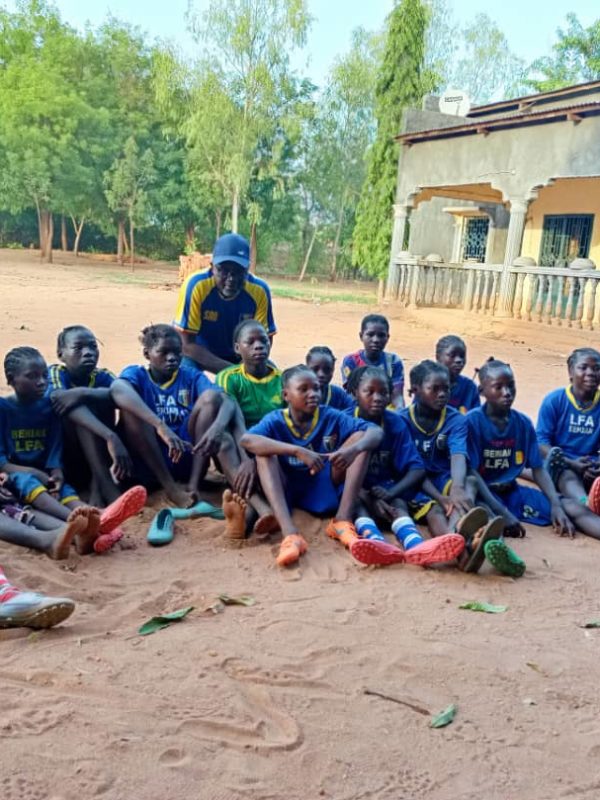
top-left (3, 0), bottom-right (600, 87)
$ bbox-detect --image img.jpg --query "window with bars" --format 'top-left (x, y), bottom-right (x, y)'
top-left (539, 214), bottom-right (594, 267)
top-left (461, 217), bottom-right (489, 262)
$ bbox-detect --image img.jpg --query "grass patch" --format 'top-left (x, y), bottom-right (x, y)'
top-left (269, 280), bottom-right (376, 305)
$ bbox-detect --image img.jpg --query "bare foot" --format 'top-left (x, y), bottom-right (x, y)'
top-left (70, 506), bottom-right (101, 555)
top-left (167, 485), bottom-right (196, 509)
top-left (254, 514), bottom-right (280, 536)
top-left (47, 515), bottom-right (88, 560)
top-left (222, 489), bottom-right (247, 539)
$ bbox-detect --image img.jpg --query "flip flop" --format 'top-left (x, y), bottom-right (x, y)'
top-left (484, 539), bottom-right (526, 577)
top-left (544, 446), bottom-right (566, 487)
top-left (587, 475), bottom-right (600, 515)
top-left (99, 485), bottom-right (147, 535)
top-left (147, 509), bottom-right (175, 547)
top-left (350, 538), bottom-right (406, 566)
top-left (461, 516), bottom-right (504, 573)
top-left (276, 534), bottom-right (308, 567)
top-left (169, 501), bottom-right (225, 521)
top-left (404, 533), bottom-right (465, 567)
top-left (94, 526), bottom-right (124, 554)
top-left (456, 506), bottom-right (488, 539)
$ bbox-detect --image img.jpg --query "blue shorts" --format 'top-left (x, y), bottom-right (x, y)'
top-left (284, 462), bottom-right (342, 515)
top-left (8, 472), bottom-right (79, 505)
top-left (491, 483), bottom-right (551, 526)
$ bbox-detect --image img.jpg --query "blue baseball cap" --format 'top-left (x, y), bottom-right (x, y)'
top-left (212, 233), bottom-right (250, 270)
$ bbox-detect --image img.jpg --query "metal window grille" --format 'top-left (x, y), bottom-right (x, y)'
top-left (461, 217), bottom-right (489, 262)
top-left (539, 214), bottom-right (594, 267)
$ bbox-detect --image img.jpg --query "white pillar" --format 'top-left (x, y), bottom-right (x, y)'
top-left (497, 199), bottom-right (529, 313)
top-left (386, 204), bottom-right (409, 298)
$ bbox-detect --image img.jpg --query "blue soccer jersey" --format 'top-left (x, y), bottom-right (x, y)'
top-left (340, 350), bottom-right (404, 397)
top-left (401, 404), bottom-right (468, 481)
top-left (466, 405), bottom-right (542, 487)
top-left (448, 375), bottom-right (480, 415)
top-left (537, 387), bottom-right (600, 460)
top-left (248, 406), bottom-right (369, 475)
top-left (361, 409), bottom-right (424, 489)
top-left (0, 396), bottom-right (62, 470)
top-left (48, 363), bottom-right (115, 390)
top-left (174, 269), bottom-right (277, 363)
top-left (119, 365), bottom-right (216, 439)
top-left (324, 384), bottom-right (355, 413)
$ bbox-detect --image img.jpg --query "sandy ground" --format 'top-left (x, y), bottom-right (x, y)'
top-left (1, 249), bottom-right (600, 800)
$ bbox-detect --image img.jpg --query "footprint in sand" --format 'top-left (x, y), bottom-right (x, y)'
top-left (222, 656), bottom-right (331, 691)
top-left (159, 747), bottom-right (190, 768)
top-left (176, 683), bottom-right (302, 752)
top-left (0, 705), bottom-right (71, 738)
top-left (2, 775), bottom-right (47, 800)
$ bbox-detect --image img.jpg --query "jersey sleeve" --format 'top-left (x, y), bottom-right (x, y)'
top-left (94, 369), bottom-right (116, 388)
top-left (447, 413), bottom-right (468, 456)
top-left (465, 380), bottom-right (481, 411)
top-left (194, 370), bottom-right (217, 396)
top-left (48, 365), bottom-right (67, 391)
top-left (0, 400), bottom-right (9, 465)
top-left (523, 415), bottom-right (543, 469)
top-left (389, 355), bottom-right (405, 394)
top-left (340, 355), bottom-right (355, 388)
top-left (392, 420), bottom-right (424, 473)
top-left (45, 409), bottom-right (63, 470)
top-left (334, 408), bottom-right (369, 442)
top-left (173, 274), bottom-right (205, 334)
top-left (118, 365), bottom-right (145, 395)
top-left (247, 411), bottom-right (280, 438)
top-left (257, 282), bottom-right (276, 335)
top-left (465, 412), bottom-right (482, 470)
top-left (536, 393), bottom-right (557, 447)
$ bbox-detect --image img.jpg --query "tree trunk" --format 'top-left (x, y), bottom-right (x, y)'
top-left (129, 218), bottom-right (135, 271)
top-left (231, 188), bottom-right (239, 233)
top-left (117, 219), bottom-right (125, 265)
top-left (329, 191), bottom-right (347, 282)
top-left (250, 221), bottom-right (257, 273)
top-left (40, 210), bottom-right (53, 263)
top-left (215, 209), bottom-right (222, 239)
top-left (299, 225), bottom-right (318, 282)
top-left (61, 215), bottom-right (68, 251)
top-left (185, 224), bottom-right (195, 250)
top-left (71, 215), bottom-right (85, 257)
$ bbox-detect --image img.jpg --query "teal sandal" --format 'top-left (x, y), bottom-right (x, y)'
top-left (169, 501), bottom-right (224, 521)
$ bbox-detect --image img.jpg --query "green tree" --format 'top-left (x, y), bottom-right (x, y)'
top-left (528, 13), bottom-right (600, 92)
top-left (104, 137), bottom-right (155, 267)
top-left (352, 0), bottom-right (429, 278)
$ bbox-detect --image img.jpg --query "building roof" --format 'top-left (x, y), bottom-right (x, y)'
top-left (397, 100), bottom-right (600, 146)
top-left (468, 79), bottom-right (600, 118)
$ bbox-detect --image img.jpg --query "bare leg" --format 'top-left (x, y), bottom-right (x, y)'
top-left (333, 448), bottom-right (371, 522)
top-left (187, 393), bottom-right (219, 492)
top-left (76, 426), bottom-right (120, 505)
top-left (0, 513), bottom-right (87, 559)
top-left (29, 492), bottom-right (71, 521)
top-left (562, 497), bottom-right (600, 540)
top-left (558, 469), bottom-right (587, 503)
top-left (255, 455), bottom-right (297, 536)
top-left (120, 409), bottom-right (194, 508)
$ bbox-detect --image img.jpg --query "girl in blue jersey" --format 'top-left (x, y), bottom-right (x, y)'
top-left (465, 360), bottom-right (597, 547)
top-left (435, 335), bottom-right (480, 414)
top-left (346, 366), bottom-right (467, 568)
top-left (48, 325), bottom-right (132, 507)
top-left (111, 324), bottom-right (235, 509)
top-left (241, 365), bottom-right (398, 568)
top-left (400, 360), bottom-right (511, 573)
top-left (305, 346), bottom-right (355, 413)
top-left (536, 348), bottom-right (600, 528)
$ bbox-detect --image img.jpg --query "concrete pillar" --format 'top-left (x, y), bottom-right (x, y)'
top-left (497, 199), bottom-right (529, 314)
top-left (386, 204), bottom-right (409, 298)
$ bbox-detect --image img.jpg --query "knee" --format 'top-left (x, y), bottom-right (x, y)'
top-left (218, 431), bottom-right (236, 455)
top-left (197, 389), bottom-right (223, 412)
top-left (465, 475), bottom-right (478, 493)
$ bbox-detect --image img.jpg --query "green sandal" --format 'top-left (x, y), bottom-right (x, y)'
top-left (461, 516), bottom-right (504, 573)
top-left (484, 539), bottom-right (526, 578)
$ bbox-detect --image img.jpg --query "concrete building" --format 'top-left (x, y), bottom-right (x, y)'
top-left (389, 81), bottom-right (600, 314)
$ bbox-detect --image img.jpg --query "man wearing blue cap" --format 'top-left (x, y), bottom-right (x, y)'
top-left (174, 233), bottom-right (277, 374)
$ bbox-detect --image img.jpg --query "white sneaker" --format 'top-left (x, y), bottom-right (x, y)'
top-left (0, 583), bottom-right (75, 629)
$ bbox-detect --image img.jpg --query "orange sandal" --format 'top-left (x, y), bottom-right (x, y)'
top-left (99, 486), bottom-right (147, 535)
top-left (276, 534), bottom-right (308, 567)
top-left (404, 533), bottom-right (465, 567)
top-left (350, 538), bottom-right (405, 566)
top-left (326, 519), bottom-right (359, 548)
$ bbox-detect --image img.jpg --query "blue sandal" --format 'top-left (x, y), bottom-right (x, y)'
top-left (169, 501), bottom-right (224, 521)
top-left (147, 509), bottom-right (175, 546)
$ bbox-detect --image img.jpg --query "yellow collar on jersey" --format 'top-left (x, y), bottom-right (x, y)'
top-left (409, 404), bottom-right (446, 435)
top-left (147, 367), bottom-right (178, 390)
top-left (566, 385), bottom-right (600, 412)
top-left (241, 364), bottom-right (278, 384)
top-left (284, 407), bottom-right (320, 439)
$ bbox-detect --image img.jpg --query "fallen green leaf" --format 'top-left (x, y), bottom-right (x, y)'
top-left (459, 601), bottom-right (507, 614)
top-left (138, 606), bottom-right (194, 636)
top-left (218, 594), bottom-right (256, 607)
top-left (526, 661), bottom-right (545, 675)
top-left (580, 620), bottom-right (600, 628)
top-left (430, 703), bottom-right (457, 728)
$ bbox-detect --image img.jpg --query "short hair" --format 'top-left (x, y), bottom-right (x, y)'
top-left (57, 325), bottom-right (94, 354)
top-left (435, 334), bottom-right (466, 359)
top-left (282, 364), bottom-right (316, 388)
top-left (409, 359), bottom-right (449, 388)
top-left (346, 365), bottom-right (392, 397)
top-left (476, 357), bottom-right (512, 384)
top-left (567, 347), bottom-right (600, 371)
top-left (139, 324), bottom-right (182, 349)
top-left (306, 345), bottom-right (336, 364)
top-left (232, 319), bottom-right (267, 345)
top-left (4, 346), bottom-right (44, 383)
top-left (360, 314), bottom-right (389, 333)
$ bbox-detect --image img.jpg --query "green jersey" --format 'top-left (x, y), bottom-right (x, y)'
top-left (216, 364), bottom-right (284, 427)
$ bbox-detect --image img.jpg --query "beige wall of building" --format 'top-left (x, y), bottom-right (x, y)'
top-left (521, 177), bottom-right (600, 265)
